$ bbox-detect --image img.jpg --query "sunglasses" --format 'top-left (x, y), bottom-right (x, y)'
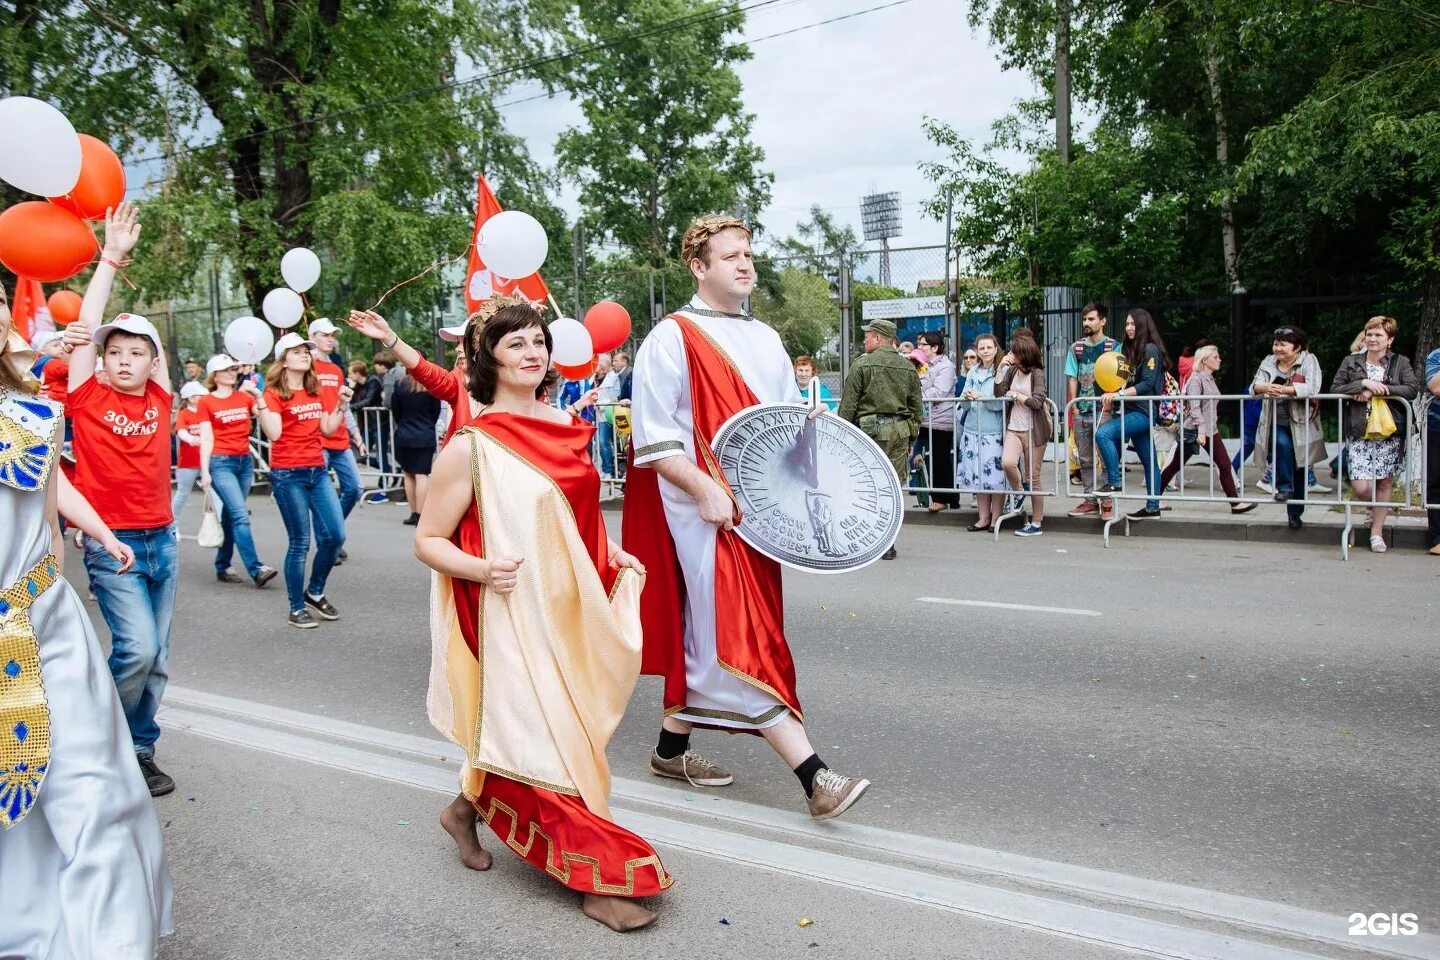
top-left (1273, 327), bottom-right (1296, 338)
top-left (964, 354), bottom-right (978, 360)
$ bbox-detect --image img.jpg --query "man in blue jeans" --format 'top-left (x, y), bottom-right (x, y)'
top-left (60, 203), bottom-right (179, 797)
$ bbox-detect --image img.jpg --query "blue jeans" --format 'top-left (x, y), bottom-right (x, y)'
top-left (210, 453), bottom-right (264, 577)
top-left (325, 447), bottom-right (362, 518)
top-left (269, 466), bottom-right (346, 613)
top-left (1096, 410), bottom-right (1160, 510)
top-left (85, 524), bottom-right (178, 757)
top-left (596, 420), bottom-right (616, 477)
top-left (1271, 425), bottom-right (1304, 521)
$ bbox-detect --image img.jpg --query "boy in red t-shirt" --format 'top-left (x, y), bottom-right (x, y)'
top-left (61, 202), bottom-right (178, 797)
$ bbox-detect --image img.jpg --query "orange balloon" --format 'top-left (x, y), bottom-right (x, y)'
top-left (0, 202), bottom-right (97, 283)
top-left (555, 357), bottom-right (598, 380)
top-left (48, 134), bottom-right (126, 220)
top-left (583, 300), bottom-right (632, 353)
top-left (47, 289), bottom-right (82, 325)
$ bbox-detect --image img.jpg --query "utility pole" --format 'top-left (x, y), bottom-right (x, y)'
top-left (1055, 0), bottom-right (1071, 164)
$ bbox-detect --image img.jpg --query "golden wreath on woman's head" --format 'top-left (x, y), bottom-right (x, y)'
top-left (463, 295), bottom-right (547, 352)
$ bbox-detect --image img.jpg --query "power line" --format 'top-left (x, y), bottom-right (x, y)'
top-left (746, 0), bottom-right (918, 43)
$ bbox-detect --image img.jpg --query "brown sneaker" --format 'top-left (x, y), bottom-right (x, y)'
top-left (807, 769), bottom-right (871, 821)
top-left (650, 749), bottom-right (734, 787)
top-left (1098, 499), bottom-right (1116, 521)
top-left (1067, 500), bottom-right (1099, 518)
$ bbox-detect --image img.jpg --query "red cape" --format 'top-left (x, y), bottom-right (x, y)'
top-left (620, 316), bottom-right (800, 721)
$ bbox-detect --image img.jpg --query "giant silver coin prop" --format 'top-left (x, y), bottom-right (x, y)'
top-left (711, 402), bottom-right (903, 573)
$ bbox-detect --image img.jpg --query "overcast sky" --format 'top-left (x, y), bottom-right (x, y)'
top-left (502, 0), bottom-right (1037, 251)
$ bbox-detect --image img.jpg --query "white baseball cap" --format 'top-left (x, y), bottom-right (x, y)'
top-left (307, 317), bottom-right (339, 336)
top-left (180, 381), bottom-right (208, 400)
top-left (274, 332), bottom-right (318, 360)
top-left (438, 321), bottom-right (469, 343)
top-left (93, 313), bottom-right (163, 355)
top-left (205, 354), bottom-right (239, 376)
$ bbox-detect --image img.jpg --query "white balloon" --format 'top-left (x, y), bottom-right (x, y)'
top-left (476, 211), bottom-right (548, 280)
top-left (224, 316), bottom-right (274, 365)
top-left (280, 247), bottom-right (322, 293)
top-left (262, 287), bottom-right (305, 329)
top-left (0, 97), bottom-right (82, 197)
top-left (549, 317), bottom-right (593, 367)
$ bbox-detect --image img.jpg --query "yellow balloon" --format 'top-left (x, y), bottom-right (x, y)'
top-left (1093, 350), bottom-right (1131, 393)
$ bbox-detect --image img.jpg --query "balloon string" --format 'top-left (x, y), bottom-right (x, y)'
top-left (99, 255), bottom-right (139, 291)
top-left (369, 250), bottom-right (469, 312)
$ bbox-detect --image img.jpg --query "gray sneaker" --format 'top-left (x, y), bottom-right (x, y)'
top-left (807, 768), bottom-right (871, 821)
top-left (650, 749), bottom-right (734, 787)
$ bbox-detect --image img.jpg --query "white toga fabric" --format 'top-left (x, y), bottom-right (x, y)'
top-left (631, 298), bottom-right (801, 729)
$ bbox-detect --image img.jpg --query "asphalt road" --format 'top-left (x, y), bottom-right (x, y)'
top-left (125, 493), bottom-right (1438, 959)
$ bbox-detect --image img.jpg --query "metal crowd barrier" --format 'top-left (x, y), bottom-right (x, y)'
top-left (590, 401), bottom-right (630, 500)
top-left (355, 406), bottom-right (406, 497)
top-left (1063, 393), bottom-right (1419, 560)
top-left (910, 396), bottom-right (1063, 539)
top-left (1423, 396), bottom-right (1439, 513)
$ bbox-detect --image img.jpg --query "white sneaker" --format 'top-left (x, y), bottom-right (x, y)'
top-left (1370, 535), bottom-right (1387, 553)
top-left (1308, 481), bottom-right (1332, 493)
top-left (1256, 479), bottom-right (1275, 494)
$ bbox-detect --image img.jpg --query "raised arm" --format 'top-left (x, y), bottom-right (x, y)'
top-left (65, 203), bottom-right (143, 394)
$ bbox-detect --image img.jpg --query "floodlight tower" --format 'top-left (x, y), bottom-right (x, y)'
top-left (859, 191), bottom-right (903, 287)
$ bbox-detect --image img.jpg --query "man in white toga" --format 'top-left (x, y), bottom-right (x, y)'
top-left (621, 214), bottom-right (870, 821)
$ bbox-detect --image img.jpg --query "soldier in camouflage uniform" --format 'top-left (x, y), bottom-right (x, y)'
top-left (838, 318), bottom-right (922, 559)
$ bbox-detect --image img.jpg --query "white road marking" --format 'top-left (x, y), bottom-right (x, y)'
top-left (158, 687), bottom-right (1440, 960)
top-left (917, 596), bottom-right (1102, 616)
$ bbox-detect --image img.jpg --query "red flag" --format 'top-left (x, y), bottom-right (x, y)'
top-left (10, 278), bottom-right (45, 341)
top-left (464, 174), bottom-right (551, 314)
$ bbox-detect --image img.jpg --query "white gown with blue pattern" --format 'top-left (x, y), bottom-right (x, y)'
top-left (0, 389), bottom-right (173, 959)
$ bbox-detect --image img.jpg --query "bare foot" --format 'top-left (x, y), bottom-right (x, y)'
top-left (440, 794), bottom-right (493, 871)
top-left (582, 894), bottom-right (657, 932)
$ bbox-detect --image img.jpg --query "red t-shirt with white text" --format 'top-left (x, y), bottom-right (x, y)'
top-left (263, 386), bottom-right (327, 468)
top-left (174, 407), bottom-right (203, 468)
top-left (313, 359), bottom-right (349, 451)
top-left (197, 391), bottom-right (256, 456)
top-left (69, 377), bottom-right (173, 530)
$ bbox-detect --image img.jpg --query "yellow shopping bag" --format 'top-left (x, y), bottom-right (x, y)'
top-left (1363, 397), bottom-right (1396, 440)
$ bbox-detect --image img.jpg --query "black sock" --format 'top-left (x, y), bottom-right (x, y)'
top-left (794, 754), bottom-right (827, 798)
top-left (656, 728), bottom-right (690, 760)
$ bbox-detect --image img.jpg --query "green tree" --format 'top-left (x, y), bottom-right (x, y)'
top-left (552, 0), bottom-right (772, 265)
top-left (929, 0), bottom-right (1439, 359)
top-left (1, 0), bottom-right (562, 319)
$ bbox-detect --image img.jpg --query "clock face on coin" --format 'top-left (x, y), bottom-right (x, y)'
top-left (712, 404), bottom-right (903, 573)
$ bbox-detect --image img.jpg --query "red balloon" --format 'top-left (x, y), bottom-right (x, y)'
top-left (583, 300), bottom-right (632, 353)
top-left (48, 134), bottom-right (126, 221)
top-left (0, 202), bottom-right (98, 283)
top-left (47, 289), bottom-right (82, 325)
top-left (555, 357), bottom-right (598, 380)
